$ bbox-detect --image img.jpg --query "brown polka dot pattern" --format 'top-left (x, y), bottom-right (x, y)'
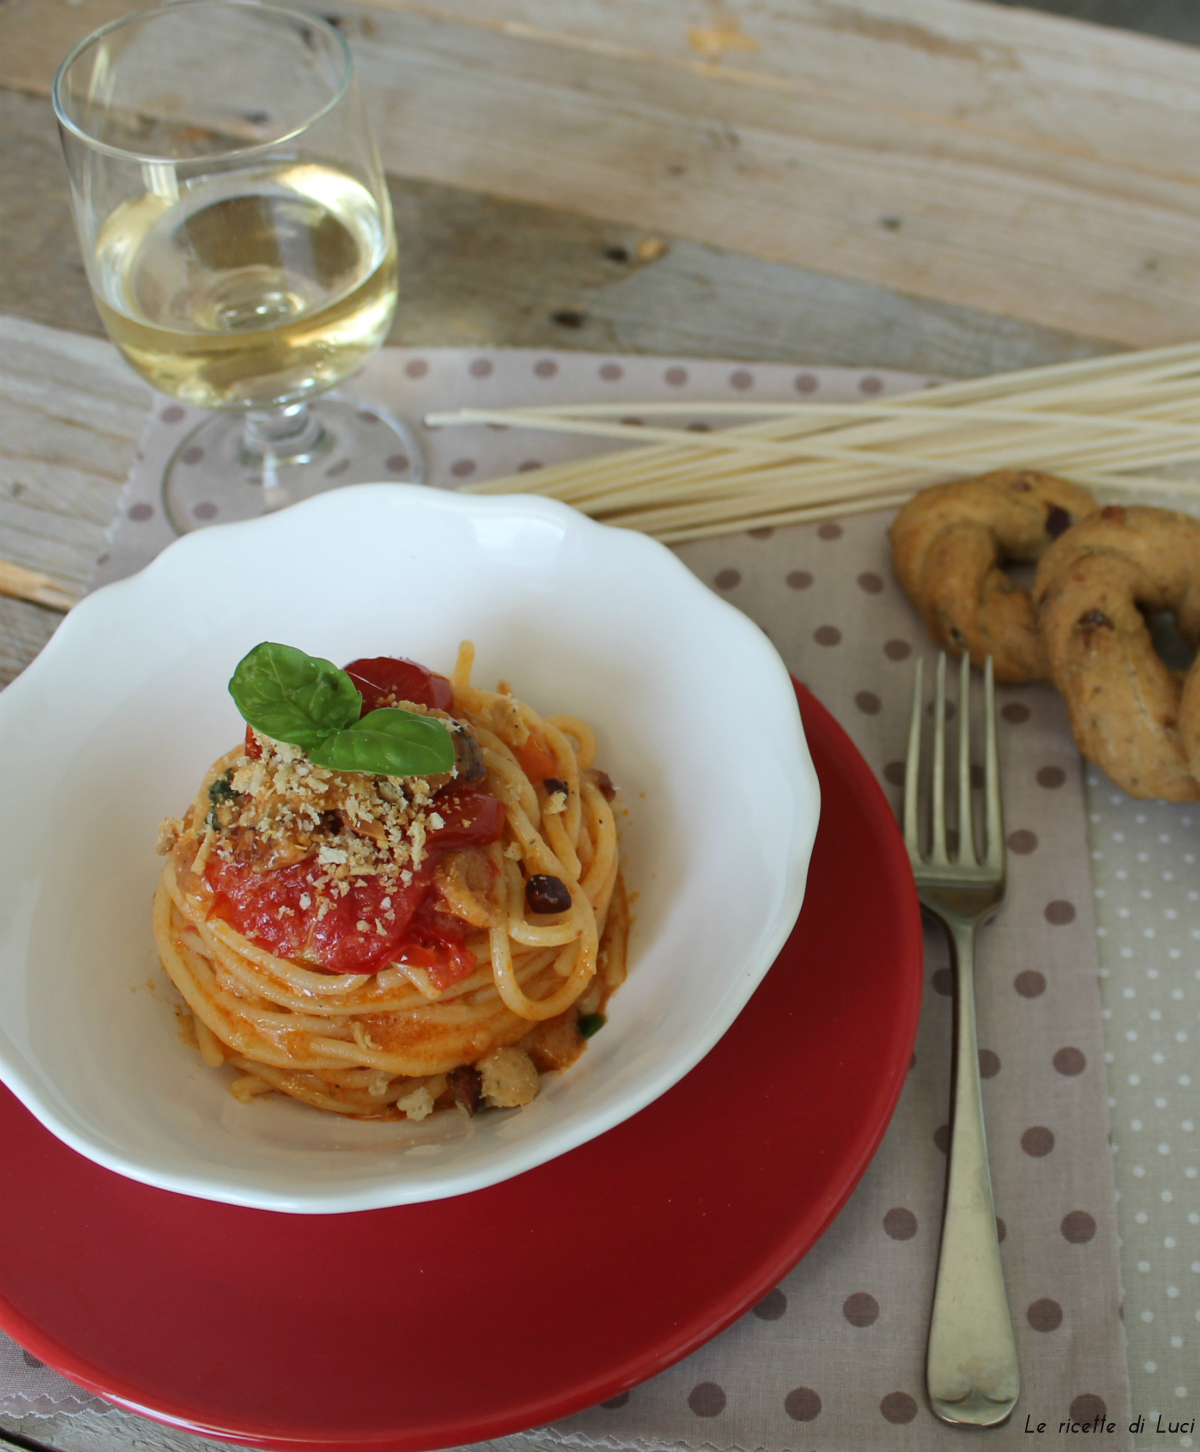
top-left (814, 625), bottom-right (841, 646)
top-left (192, 502), bottom-right (218, 521)
top-left (687, 1382), bottom-right (725, 1417)
top-left (714, 569), bottom-right (741, 590)
top-left (752, 1288), bottom-right (787, 1320)
top-left (1070, 1394), bottom-right (1106, 1423)
top-left (1045, 899), bottom-right (1076, 925)
top-left (1022, 1125), bottom-right (1055, 1157)
top-left (1062, 1210), bottom-right (1097, 1243)
top-left (181, 445), bottom-right (204, 465)
top-left (817, 522), bottom-right (843, 540)
top-left (325, 459), bottom-right (351, 478)
top-left (1027, 1297), bottom-right (1064, 1331)
top-left (665, 366), bottom-right (688, 386)
top-left (160, 405), bottom-right (185, 423)
top-left (107, 354), bottom-right (1128, 1447)
top-left (978, 1048), bottom-right (1001, 1078)
top-left (450, 458), bottom-right (476, 478)
top-left (534, 359), bottom-right (558, 378)
top-left (1054, 1046), bottom-right (1086, 1076)
top-left (517, 460), bottom-right (543, 472)
top-left (129, 503), bottom-right (153, 521)
top-left (859, 374), bottom-right (884, 395)
top-left (879, 1392), bottom-right (918, 1423)
top-left (685, 421), bottom-right (711, 432)
top-left (386, 454), bottom-right (411, 474)
top-left (469, 358), bottom-right (493, 378)
top-left (842, 1292), bottom-right (879, 1327)
top-left (784, 1387), bottom-right (822, 1421)
top-left (883, 1207), bottom-right (918, 1240)
top-left (730, 369), bottom-right (754, 390)
top-left (747, 526), bottom-right (773, 539)
top-left (404, 358), bottom-right (427, 377)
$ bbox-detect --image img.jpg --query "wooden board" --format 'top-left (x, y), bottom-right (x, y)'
top-left (0, 83), bottom-right (1108, 376)
top-left (9, 0), bottom-right (1200, 345)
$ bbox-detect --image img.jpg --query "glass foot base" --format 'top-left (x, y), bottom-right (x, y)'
top-left (162, 394), bottom-right (425, 536)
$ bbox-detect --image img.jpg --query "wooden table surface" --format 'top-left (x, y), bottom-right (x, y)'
top-left (1, 1), bottom-right (1197, 1447)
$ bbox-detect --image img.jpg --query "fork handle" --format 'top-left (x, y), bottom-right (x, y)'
top-left (926, 918), bottom-right (1020, 1427)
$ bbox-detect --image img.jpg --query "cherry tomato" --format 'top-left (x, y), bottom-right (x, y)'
top-left (393, 898), bottom-right (478, 990)
top-left (428, 786), bottom-right (506, 851)
top-left (206, 854), bottom-right (434, 975)
top-left (343, 657), bottom-right (454, 714)
top-left (518, 734), bottom-right (558, 785)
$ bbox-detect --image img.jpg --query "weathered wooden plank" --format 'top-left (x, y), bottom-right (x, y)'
top-left (0, 314), bottom-right (147, 681)
top-left (7, 0), bottom-right (1200, 343)
top-left (0, 86), bottom-right (1108, 386)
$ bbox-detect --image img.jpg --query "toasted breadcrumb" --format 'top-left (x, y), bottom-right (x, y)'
top-left (156, 817), bottom-right (184, 855)
top-left (478, 1046), bottom-right (539, 1108)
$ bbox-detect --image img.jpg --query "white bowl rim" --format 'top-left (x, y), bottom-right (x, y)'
top-left (0, 484), bottom-right (820, 1212)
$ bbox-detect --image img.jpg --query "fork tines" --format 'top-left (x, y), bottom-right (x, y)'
top-left (904, 652), bottom-right (1003, 872)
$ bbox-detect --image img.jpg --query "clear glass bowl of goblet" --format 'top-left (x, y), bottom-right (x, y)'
top-left (54, 0), bottom-right (422, 534)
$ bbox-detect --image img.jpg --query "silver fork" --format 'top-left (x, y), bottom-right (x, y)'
top-left (904, 651), bottom-right (1019, 1428)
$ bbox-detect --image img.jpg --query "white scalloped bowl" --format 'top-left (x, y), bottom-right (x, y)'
top-left (0, 485), bottom-right (818, 1212)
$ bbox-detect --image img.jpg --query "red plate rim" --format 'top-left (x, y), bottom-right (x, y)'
top-left (0, 680), bottom-right (923, 1451)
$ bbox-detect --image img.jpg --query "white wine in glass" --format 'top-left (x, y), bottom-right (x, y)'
top-left (54, 1), bottom-right (421, 534)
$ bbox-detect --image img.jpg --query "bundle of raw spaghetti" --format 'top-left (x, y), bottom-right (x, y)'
top-left (426, 340), bottom-right (1200, 543)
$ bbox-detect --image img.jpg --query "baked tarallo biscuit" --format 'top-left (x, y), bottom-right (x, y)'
top-left (1033, 504), bottom-right (1200, 802)
top-left (890, 469), bottom-right (1099, 683)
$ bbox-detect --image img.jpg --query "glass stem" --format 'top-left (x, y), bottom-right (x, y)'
top-left (241, 402), bottom-right (331, 465)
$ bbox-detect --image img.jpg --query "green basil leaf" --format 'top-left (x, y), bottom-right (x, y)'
top-left (308, 707), bottom-right (456, 777)
top-left (229, 642), bottom-right (362, 748)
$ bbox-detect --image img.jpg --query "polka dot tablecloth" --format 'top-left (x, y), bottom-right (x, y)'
top-left (11, 348), bottom-right (1197, 1452)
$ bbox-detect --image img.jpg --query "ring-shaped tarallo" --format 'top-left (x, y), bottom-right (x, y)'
top-left (1034, 504), bottom-right (1200, 802)
top-left (890, 470), bottom-right (1099, 684)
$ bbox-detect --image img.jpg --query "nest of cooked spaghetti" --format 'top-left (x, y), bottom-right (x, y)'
top-left (154, 643), bottom-right (628, 1120)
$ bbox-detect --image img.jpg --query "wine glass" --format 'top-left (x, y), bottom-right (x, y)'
top-left (53, 0), bottom-right (422, 535)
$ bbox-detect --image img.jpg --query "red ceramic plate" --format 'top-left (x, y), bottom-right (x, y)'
top-left (0, 681), bottom-right (921, 1452)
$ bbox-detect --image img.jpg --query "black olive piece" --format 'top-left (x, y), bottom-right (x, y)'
top-left (447, 1065), bottom-right (483, 1116)
top-left (526, 874), bottom-right (572, 914)
top-left (1045, 504), bottom-right (1072, 539)
top-left (453, 727), bottom-right (486, 782)
top-left (543, 777), bottom-right (569, 796)
top-left (587, 768), bottom-right (616, 801)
